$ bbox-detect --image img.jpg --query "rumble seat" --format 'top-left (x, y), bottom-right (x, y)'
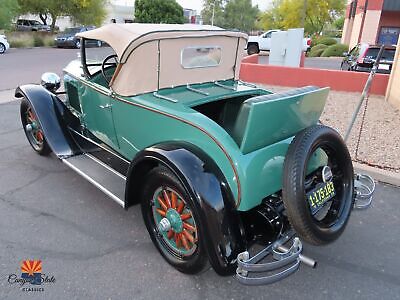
top-left (228, 86), bottom-right (329, 154)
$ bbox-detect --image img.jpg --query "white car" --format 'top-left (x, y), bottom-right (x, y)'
top-left (0, 35), bottom-right (10, 54)
top-left (247, 30), bottom-right (311, 55)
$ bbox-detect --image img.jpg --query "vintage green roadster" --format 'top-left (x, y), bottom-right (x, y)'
top-left (16, 24), bottom-right (373, 285)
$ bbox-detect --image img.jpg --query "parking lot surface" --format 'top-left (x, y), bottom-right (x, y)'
top-left (0, 48), bottom-right (399, 299)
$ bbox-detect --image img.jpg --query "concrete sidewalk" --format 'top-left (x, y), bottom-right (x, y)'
top-left (0, 89), bottom-right (16, 104)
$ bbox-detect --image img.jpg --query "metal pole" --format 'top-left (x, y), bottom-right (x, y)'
top-left (344, 44), bottom-right (385, 142)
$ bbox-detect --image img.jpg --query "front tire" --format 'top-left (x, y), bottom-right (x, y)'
top-left (0, 43), bottom-right (5, 54)
top-left (282, 125), bottom-right (354, 245)
top-left (20, 98), bottom-right (51, 156)
top-left (141, 166), bottom-right (208, 274)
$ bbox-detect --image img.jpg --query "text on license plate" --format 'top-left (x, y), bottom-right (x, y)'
top-left (306, 181), bottom-right (336, 215)
top-left (379, 64), bottom-right (390, 70)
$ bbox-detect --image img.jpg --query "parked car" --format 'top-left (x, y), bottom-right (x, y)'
top-left (341, 43), bottom-right (396, 74)
top-left (16, 19), bottom-right (51, 32)
top-left (55, 26), bottom-right (99, 48)
top-left (0, 34), bottom-right (10, 54)
top-left (247, 29), bottom-right (312, 55)
top-left (16, 23), bottom-right (371, 285)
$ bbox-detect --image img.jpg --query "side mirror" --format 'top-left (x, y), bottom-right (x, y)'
top-left (41, 72), bottom-right (60, 93)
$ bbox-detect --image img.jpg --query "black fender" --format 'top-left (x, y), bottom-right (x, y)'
top-left (15, 84), bottom-right (80, 158)
top-left (125, 143), bottom-right (247, 275)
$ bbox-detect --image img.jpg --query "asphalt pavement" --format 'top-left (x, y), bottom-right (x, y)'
top-left (0, 47), bottom-right (399, 299)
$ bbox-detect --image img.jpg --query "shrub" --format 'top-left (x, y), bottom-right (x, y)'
top-left (43, 35), bottom-right (55, 47)
top-left (321, 44), bottom-right (349, 57)
top-left (308, 44), bottom-right (328, 57)
top-left (33, 34), bottom-right (45, 47)
top-left (317, 37), bottom-right (338, 46)
top-left (309, 48), bottom-right (326, 57)
top-left (8, 33), bottom-right (34, 48)
top-left (311, 36), bottom-right (338, 47)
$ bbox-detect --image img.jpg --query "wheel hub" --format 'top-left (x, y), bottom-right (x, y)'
top-left (166, 208), bottom-right (183, 233)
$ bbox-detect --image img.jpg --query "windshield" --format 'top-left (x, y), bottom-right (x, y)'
top-left (64, 27), bottom-right (81, 34)
top-left (365, 48), bottom-right (396, 61)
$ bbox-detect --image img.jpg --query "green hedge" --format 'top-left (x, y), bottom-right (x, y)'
top-left (308, 44), bottom-right (328, 57)
top-left (7, 32), bottom-right (56, 48)
top-left (321, 44), bottom-right (349, 57)
top-left (312, 36), bottom-right (338, 47)
top-left (309, 48), bottom-right (325, 57)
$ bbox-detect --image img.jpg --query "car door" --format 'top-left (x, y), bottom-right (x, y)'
top-left (78, 41), bottom-right (120, 149)
top-left (260, 31), bottom-right (274, 50)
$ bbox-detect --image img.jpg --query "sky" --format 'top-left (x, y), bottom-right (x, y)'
top-left (176, 0), bottom-right (272, 13)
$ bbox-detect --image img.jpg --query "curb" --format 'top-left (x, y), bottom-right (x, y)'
top-left (354, 162), bottom-right (400, 187)
top-left (0, 89), bottom-right (17, 104)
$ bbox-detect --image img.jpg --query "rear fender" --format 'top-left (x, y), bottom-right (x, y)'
top-left (125, 143), bottom-right (246, 275)
top-left (15, 84), bottom-right (80, 158)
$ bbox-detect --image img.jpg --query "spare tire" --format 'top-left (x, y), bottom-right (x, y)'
top-left (282, 125), bottom-right (354, 245)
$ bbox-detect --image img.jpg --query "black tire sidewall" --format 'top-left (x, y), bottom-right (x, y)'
top-left (141, 166), bottom-right (208, 274)
top-left (283, 125), bottom-right (354, 245)
top-left (20, 98), bottom-right (51, 156)
top-left (0, 43), bottom-right (5, 54)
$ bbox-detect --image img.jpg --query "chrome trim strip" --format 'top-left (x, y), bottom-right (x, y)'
top-left (85, 153), bottom-right (127, 180)
top-left (186, 84), bottom-right (210, 96)
top-left (62, 158), bottom-right (125, 208)
top-left (215, 81), bottom-right (236, 90)
top-left (152, 92), bottom-right (178, 103)
top-left (69, 128), bottom-right (130, 164)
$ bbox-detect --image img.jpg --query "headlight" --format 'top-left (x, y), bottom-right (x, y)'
top-left (67, 36), bottom-right (74, 41)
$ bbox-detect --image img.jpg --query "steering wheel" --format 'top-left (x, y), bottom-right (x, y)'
top-left (101, 54), bottom-right (119, 85)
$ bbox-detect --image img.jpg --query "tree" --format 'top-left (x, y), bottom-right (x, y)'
top-left (18, 0), bottom-right (107, 31)
top-left (259, 0), bottom-right (345, 35)
top-left (134, 0), bottom-right (185, 24)
top-left (224, 0), bottom-right (259, 31)
top-left (201, 0), bottom-right (226, 27)
top-left (0, 0), bottom-right (19, 30)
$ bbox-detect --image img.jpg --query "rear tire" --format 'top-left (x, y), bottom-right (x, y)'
top-left (282, 125), bottom-right (354, 245)
top-left (0, 43), bottom-right (5, 54)
top-left (141, 166), bottom-right (208, 274)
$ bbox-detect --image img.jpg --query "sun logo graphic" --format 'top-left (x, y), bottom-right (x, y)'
top-left (21, 260), bottom-right (42, 285)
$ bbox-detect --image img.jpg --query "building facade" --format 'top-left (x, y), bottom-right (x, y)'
top-left (342, 0), bottom-right (400, 48)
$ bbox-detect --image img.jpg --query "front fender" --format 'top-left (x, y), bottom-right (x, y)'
top-left (15, 84), bottom-right (80, 158)
top-left (125, 143), bottom-right (247, 275)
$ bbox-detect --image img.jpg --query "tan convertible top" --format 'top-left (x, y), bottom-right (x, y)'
top-left (77, 23), bottom-right (248, 96)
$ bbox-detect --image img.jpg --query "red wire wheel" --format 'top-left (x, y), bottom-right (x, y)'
top-left (141, 166), bottom-right (208, 274)
top-left (20, 98), bottom-right (51, 155)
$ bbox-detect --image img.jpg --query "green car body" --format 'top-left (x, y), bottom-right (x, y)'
top-left (63, 59), bottom-right (328, 211)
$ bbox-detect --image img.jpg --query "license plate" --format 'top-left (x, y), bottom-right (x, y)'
top-left (306, 181), bottom-right (336, 215)
top-left (379, 64), bottom-right (390, 70)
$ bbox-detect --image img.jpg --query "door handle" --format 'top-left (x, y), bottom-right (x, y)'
top-left (99, 104), bottom-right (112, 109)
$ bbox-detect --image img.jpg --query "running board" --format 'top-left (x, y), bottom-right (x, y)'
top-left (62, 154), bottom-right (126, 208)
